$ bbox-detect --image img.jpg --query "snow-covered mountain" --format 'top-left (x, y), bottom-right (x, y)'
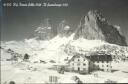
top-left (1, 36), bottom-right (128, 63)
top-left (29, 10), bottom-right (127, 46)
top-left (1, 10), bottom-right (128, 63)
top-left (28, 18), bottom-right (54, 40)
top-left (30, 19), bottom-right (73, 40)
top-left (57, 20), bottom-right (73, 37)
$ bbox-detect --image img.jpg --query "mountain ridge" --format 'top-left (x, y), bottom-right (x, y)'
top-left (29, 10), bottom-right (127, 46)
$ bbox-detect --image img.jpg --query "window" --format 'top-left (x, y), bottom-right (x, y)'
top-left (78, 67), bottom-right (80, 71)
top-left (102, 65), bottom-right (104, 67)
top-left (72, 63), bottom-right (74, 66)
top-left (83, 63), bottom-right (86, 66)
top-left (77, 63), bottom-right (80, 66)
top-left (78, 59), bottom-right (80, 61)
top-left (106, 65), bottom-right (108, 67)
top-left (84, 59), bottom-right (85, 61)
top-left (83, 68), bottom-right (86, 70)
top-left (72, 67), bottom-right (74, 70)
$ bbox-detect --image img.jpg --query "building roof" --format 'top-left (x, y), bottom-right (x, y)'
top-left (68, 54), bottom-right (90, 63)
top-left (68, 52), bottom-right (112, 63)
top-left (90, 54), bottom-right (112, 61)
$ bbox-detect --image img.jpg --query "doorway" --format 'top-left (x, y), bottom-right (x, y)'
top-left (78, 67), bottom-right (80, 71)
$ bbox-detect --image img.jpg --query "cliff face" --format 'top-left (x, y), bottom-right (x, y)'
top-left (74, 10), bottom-right (127, 46)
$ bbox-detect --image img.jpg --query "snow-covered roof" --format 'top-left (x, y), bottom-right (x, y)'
top-left (68, 54), bottom-right (90, 63)
top-left (68, 52), bottom-right (112, 63)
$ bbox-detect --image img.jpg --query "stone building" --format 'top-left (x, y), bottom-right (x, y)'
top-left (68, 53), bottom-right (112, 74)
top-left (90, 54), bottom-right (112, 72)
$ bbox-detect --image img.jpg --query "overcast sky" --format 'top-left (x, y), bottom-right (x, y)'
top-left (1, 0), bottom-right (128, 44)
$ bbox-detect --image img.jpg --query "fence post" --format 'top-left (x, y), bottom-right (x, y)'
top-left (49, 76), bottom-right (58, 83)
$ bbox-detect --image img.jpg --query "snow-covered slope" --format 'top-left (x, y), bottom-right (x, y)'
top-left (1, 48), bottom-right (12, 61)
top-left (28, 34), bottom-right (75, 63)
top-left (64, 40), bottom-right (128, 61)
top-left (1, 34), bottom-right (127, 63)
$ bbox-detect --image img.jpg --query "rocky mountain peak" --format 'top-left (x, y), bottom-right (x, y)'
top-left (74, 10), bottom-right (127, 46)
top-left (87, 10), bottom-right (107, 22)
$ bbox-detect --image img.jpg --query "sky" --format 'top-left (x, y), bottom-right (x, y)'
top-left (1, 0), bottom-right (128, 44)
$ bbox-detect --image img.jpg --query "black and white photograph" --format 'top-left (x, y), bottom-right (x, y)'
top-left (1, 0), bottom-right (128, 83)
